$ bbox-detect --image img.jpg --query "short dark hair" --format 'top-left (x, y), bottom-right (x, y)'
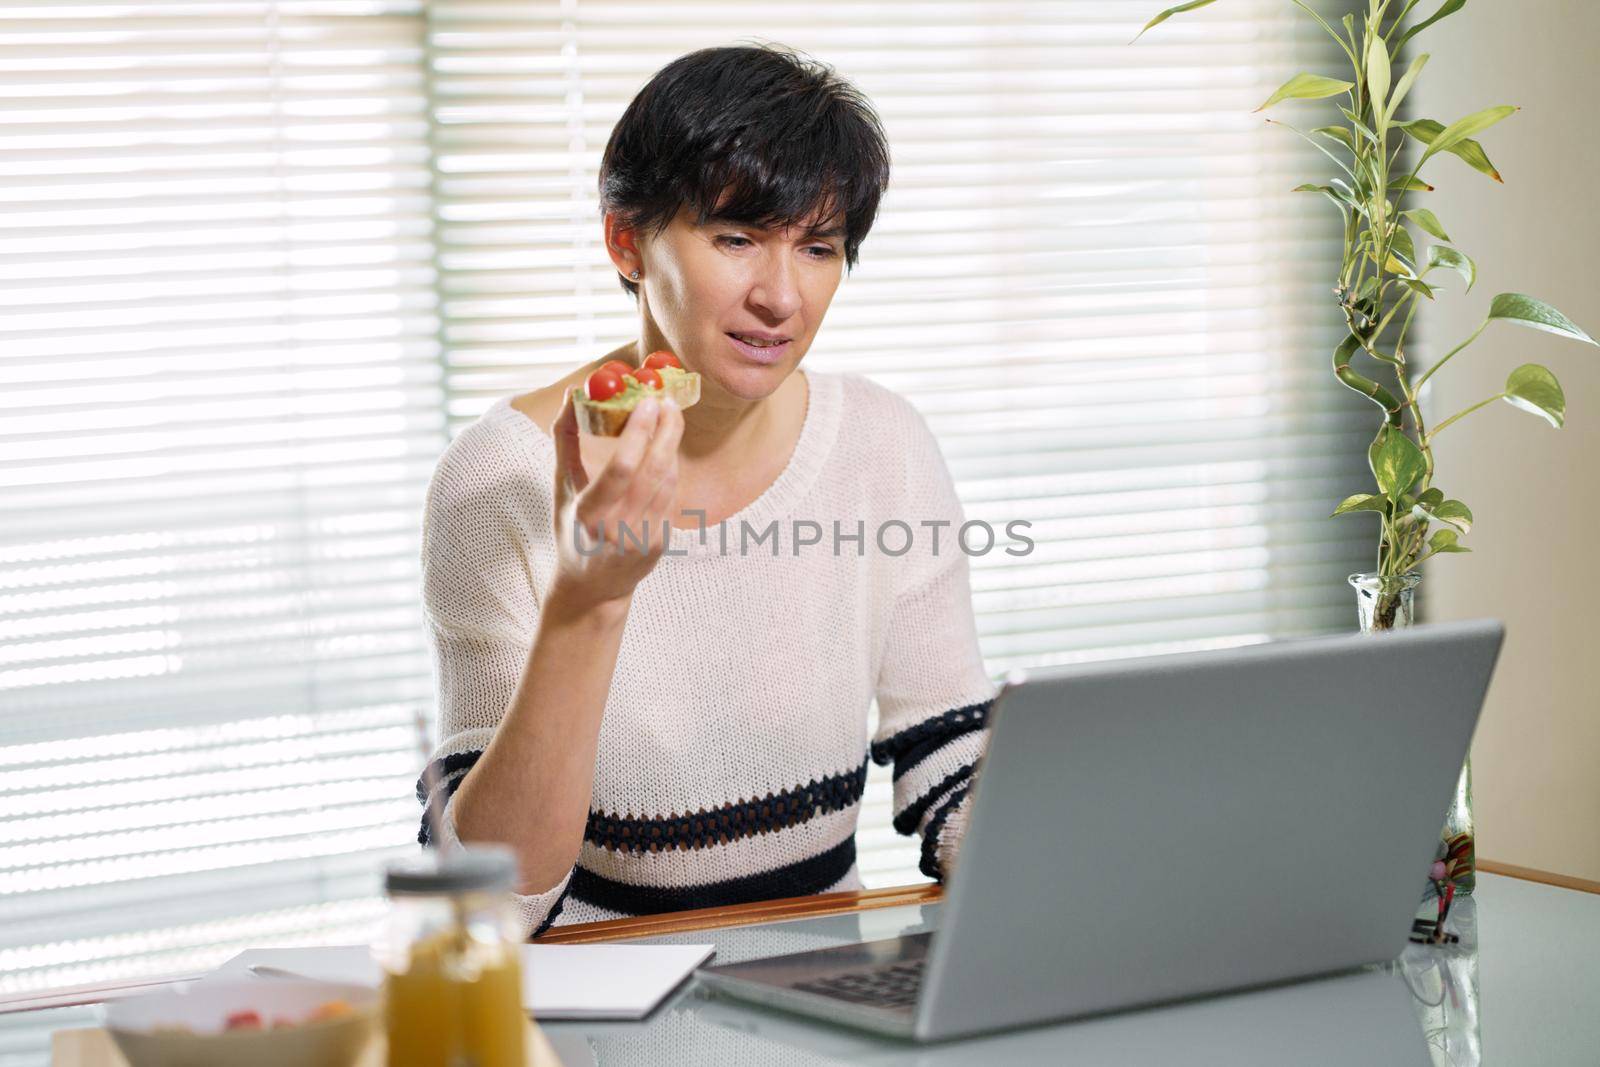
top-left (599, 43), bottom-right (892, 298)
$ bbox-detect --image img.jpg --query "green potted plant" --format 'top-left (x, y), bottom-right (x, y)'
top-left (1134, 0), bottom-right (1598, 909)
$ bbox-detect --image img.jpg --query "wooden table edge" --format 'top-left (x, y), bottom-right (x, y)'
top-left (534, 882), bottom-right (944, 944)
top-left (1478, 858), bottom-right (1600, 896)
top-left (535, 861), bottom-right (1600, 944)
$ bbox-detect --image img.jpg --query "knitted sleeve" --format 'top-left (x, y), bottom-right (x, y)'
top-left (413, 434), bottom-right (573, 938)
top-left (868, 396), bottom-right (998, 883)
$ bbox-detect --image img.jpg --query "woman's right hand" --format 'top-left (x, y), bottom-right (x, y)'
top-left (549, 389), bottom-right (685, 612)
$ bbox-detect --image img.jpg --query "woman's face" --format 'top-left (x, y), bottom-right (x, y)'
top-left (633, 204), bottom-right (846, 402)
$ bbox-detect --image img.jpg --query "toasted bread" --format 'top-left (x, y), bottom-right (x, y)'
top-left (572, 370), bottom-right (700, 436)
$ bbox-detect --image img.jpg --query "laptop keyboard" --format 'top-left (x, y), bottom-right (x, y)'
top-left (793, 959), bottom-right (926, 1009)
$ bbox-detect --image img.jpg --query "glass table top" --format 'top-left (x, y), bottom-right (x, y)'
top-left (4, 872), bottom-right (1596, 1067)
top-left (536, 873), bottom-right (1597, 1066)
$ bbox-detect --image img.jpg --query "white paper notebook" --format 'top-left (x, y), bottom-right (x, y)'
top-left (212, 942), bottom-right (714, 1020)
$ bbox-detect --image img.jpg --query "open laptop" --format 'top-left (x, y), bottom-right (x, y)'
top-left (697, 619), bottom-right (1504, 1042)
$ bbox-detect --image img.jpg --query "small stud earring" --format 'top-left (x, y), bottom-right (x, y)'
top-left (629, 269), bottom-right (641, 281)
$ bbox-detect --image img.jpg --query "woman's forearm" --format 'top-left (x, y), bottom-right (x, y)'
top-left (449, 579), bottom-right (630, 894)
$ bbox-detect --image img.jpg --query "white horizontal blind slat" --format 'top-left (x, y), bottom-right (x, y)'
top-left (0, 0), bottom-right (437, 999)
top-left (427, 0), bottom-right (1372, 887)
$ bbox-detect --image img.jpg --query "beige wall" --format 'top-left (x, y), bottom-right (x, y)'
top-left (1411, 1), bottom-right (1600, 880)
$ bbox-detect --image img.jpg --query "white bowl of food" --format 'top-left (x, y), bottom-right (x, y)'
top-left (104, 979), bottom-right (379, 1067)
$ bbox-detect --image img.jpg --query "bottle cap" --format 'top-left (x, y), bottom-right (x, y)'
top-left (385, 845), bottom-right (518, 896)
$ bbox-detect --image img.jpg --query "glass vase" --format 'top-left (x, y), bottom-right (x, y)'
top-left (1348, 572), bottom-right (1476, 898)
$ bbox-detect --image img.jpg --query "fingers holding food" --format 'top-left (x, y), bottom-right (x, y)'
top-left (551, 390), bottom-right (590, 498)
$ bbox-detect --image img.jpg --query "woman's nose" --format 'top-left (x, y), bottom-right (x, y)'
top-left (748, 252), bottom-right (802, 321)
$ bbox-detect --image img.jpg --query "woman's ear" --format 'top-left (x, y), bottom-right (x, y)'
top-left (603, 212), bottom-right (644, 281)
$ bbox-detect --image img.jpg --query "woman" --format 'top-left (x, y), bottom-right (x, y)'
top-left (417, 44), bottom-right (997, 938)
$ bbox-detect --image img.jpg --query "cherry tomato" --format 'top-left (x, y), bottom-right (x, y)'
top-left (585, 368), bottom-right (624, 401)
top-left (627, 366), bottom-right (662, 389)
top-left (225, 1010), bottom-right (263, 1031)
top-left (600, 359), bottom-right (633, 378)
top-left (643, 350), bottom-right (681, 371)
top-left (309, 999), bottom-right (355, 1022)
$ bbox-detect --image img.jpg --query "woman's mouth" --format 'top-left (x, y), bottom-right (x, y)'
top-left (725, 332), bottom-right (792, 365)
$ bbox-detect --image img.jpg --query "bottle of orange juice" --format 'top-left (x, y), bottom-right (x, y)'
top-left (379, 846), bottom-right (526, 1067)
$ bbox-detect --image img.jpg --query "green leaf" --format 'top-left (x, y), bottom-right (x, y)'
top-left (1388, 225), bottom-right (1417, 266)
top-left (1398, 118), bottom-right (1504, 183)
top-left (1432, 499), bottom-right (1474, 533)
top-left (1369, 425), bottom-right (1428, 503)
top-left (1293, 184), bottom-right (1354, 213)
top-left (1421, 106), bottom-right (1519, 167)
top-left (1338, 106), bottom-right (1380, 145)
top-left (1323, 182), bottom-right (1359, 207)
top-left (1314, 125), bottom-right (1358, 152)
top-left (1426, 245), bottom-right (1476, 291)
top-left (1292, 185), bottom-right (1356, 214)
top-left (1361, 153), bottom-right (1387, 204)
top-left (1366, 35), bottom-right (1391, 129)
top-left (1291, 0), bottom-right (1359, 64)
top-left (1488, 293), bottom-right (1599, 345)
top-left (1402, 208), bottom-right (1451, 242)
top-left (1503, 363), bottom-right (1567, 428)
top-left (1428, 527), bottom-right (1470, 554)
top-left (1332, 493), bottom-right (1391, 517)
top-left (1398, 0), bottom-right (1467, 50)
top-left (1416, 488), bottom-right (1445, 509)
top-left (1366, 247), bottom-right (1412, 276)
top-left (1384, 53), bottom-right (1430, 127)
top-left (1256, 73), bottom-right (1357, 113)
top-left (1131, 0), bottom-right (1220, 42)
top-left (1400, 277), bottom-right (1437, 300)
top-left (1388, 175), bottom-right (1435, 193)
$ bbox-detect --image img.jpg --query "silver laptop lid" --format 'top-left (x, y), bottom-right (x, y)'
top-left (917, 618), bottom-right (1503, 1041)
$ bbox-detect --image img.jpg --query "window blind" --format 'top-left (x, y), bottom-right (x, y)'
top-left (424, 0), bottom-right (1373, 886)
top-left (0, 0), bottom-right (1375, 1011)
top-left (0, 0), bottom-right (437, 998)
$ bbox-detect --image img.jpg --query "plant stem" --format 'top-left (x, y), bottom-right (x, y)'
top-left (1292, 0), bottom-right (1359, 65)
top-left (1271, 119), bottom-right (1357, 180)
top-left (1427, 394), bottom-right (1505, 442)
top-left (1415, 319), bottom-right (1489, 393)
top-left (1387, 0), bottom-right (1426, 40)
top-left (1387, 121), bottom-right (1431, 234)
top-left (1394, 282), bottom-right (1422, 358)
top-left (1371, 284), bottom-right (1419, 343)
top-left (1393, 296), bottom-right (1434, 493)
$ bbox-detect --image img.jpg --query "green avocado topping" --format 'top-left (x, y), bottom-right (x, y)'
top-left (584, 365), bottom-right (690, 411)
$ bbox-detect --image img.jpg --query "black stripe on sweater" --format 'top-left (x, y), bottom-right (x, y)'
top-left (531, 882), bottom-right (572, 940)
top-left (416, 749), bottom-right (482, 847)
top-left (890, 718), bottom-right (988, 783)
top-left (891, 762), bottom-right (976, 836)
top-left (418, 752), bottom-right (868, 854)
top-left (568, 836), bottom-right (857, 916)
top-left (870, 700), bottom-right (991, 781)
top-left (919, 784), bottom-right (971, 882)
top-left (585, 760), bottom-right (869, 854)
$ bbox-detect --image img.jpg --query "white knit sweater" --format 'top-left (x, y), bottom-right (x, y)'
top-left (416, 369), bottom-right (999, 938)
